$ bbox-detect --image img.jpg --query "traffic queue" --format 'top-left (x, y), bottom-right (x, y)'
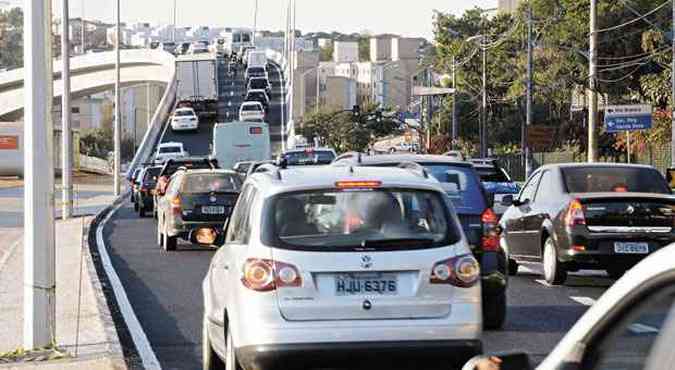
top-left (120, 46), bottom-right (675, 370)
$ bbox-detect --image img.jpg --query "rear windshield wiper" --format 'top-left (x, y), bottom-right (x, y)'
top-left (361, 238), bottom-right (435, 250)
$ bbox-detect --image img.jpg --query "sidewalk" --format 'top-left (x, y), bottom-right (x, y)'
top-left (0, 176), bottom-right (127, 369)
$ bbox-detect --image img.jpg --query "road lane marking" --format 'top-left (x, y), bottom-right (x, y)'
top-left (535, 279), bottom-right (555, 287)
top-left (570, 296), bottom-right (596, 306)
top-left (628, 323), bottom-right (660, 334)
top-left (96, 203), bottom-right (162, 370)
top-left (230, 91), bottom-right (234, 96)
top-left (228, 101), bottom-right (232, 107)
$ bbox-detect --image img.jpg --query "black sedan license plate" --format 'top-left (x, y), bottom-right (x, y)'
top-left (202, 206), bottom-right (225, 215)
top-left (335, 273), bottom-right (398, 296)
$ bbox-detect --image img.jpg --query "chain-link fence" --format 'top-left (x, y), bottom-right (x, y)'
top-left (495, 146), bottom-right (671, 182)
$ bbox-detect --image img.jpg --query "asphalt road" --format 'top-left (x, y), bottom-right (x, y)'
top-left (102, 56), bottom-right (620, 370)
top-left (160, 57), bottom-right (286, 156)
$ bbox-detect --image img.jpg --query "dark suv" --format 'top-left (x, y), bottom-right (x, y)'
top-left (156, 169), bottom-right (242, 251)
top-left (333, 154), bottom-right (508, 329)
top-left (135, 165), bottom-right (162, 217)
top-left (500, 163), bottom-right (675, 285)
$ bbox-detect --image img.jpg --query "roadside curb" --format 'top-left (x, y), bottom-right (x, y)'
top-left (85, 195), bottom-right (144, 370)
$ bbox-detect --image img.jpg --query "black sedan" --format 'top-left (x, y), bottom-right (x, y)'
top-left (500, 163), bottom-right (675, 285)
top-left (156, 169), bottom-right (242, 251)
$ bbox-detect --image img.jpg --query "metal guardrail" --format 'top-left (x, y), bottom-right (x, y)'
top-left (126, 58), bottom-right (178, 176)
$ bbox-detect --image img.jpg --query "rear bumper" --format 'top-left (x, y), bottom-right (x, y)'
top-left (237, 340), bottom-right (482, 370)
top-left (558, 229), bottom-right (675, 268)
top-left (168, 221), bottom-right (225, 238)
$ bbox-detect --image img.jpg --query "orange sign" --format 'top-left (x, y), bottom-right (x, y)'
top-left (0, 135), bottom-right (18, 150)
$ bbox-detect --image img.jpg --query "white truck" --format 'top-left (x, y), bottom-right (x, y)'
top-left (175, 54), bottom-right (218, 117)
top-left (212, 121), bottom-right (271, 170)
top-left (247, 51), bottom-right (268, 68)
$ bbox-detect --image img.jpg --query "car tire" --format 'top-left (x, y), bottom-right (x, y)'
top-left (606, 266), bottom-right (628, 280)
top-left (543, 237), bottom-right (567, 285)
top-left (508, 258), bottom-right (519, 276)
top-left (483, 291), bottom-right (506, 330)
top-left (202, 317), bottom-right (225, 370)
top-left (163, 223), bottom-right (177, 251)
top-left (225, 324), bottom-right (242, 370)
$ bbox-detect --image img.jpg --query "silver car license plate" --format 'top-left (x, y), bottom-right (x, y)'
top-left (614, 242), bottom-right (649, 254)
top-left (335, 273), bottom-right (398, 296)
top-left (202, 206), bottom-right (225, 215)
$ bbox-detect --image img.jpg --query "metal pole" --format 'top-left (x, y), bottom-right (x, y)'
top-left (451, 56), bottom-right (457, 148)
top-left (172, 0), bottom-right (177, 42)
top-left (80, 0), bottom-right (85, 54)
top-left (114, 0), bottom-right (121, 196)
top-left (588, 0), bottom-right (598, 162)
top-left (672, 0), bottom-right (675, 167)
top-left (24, 0), bottom-right (55, 350)
top-left (627, 131), bottom-right (631, 163)
top-left (482, 37), bottom-right (487, 158)
top-left (62, 0), bottom-right (73, 219)
top-left (253, 0), bottom-right (258, 45)
top-left (525, 1), bottom-right (533, 177)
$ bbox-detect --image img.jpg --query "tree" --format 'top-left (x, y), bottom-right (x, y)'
top-left (0, 7), bottom-right (24, 69)
top-left (319, 43), bottom-right (334, 62)
top-left (298, 104), bottom-right (403, 152)
top-left (358, 36), bottom-right (370, 61)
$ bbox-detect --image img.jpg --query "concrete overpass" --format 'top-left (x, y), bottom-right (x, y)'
top-left (0, 49), bottom-right (175, 120)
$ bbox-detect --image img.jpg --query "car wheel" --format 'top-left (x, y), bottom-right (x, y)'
top-left (203, 317), bottom-right (225, 370)
top-left (483, 291), bottom-right (507, 330)
top-left (508, 258), bottom-right (519, 276)
top-left (163, 223), bottom-right (177, 251)
top-left (606, 266), bottom-right (628, 280)
top-left (225, 324), bottom-right (242, 370)
top-left (543, 237), bottom-right (567, 285)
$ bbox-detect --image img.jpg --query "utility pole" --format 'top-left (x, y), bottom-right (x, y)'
top-left (114, 0), bottom-right (121, 196)
top-left (253, 0), bottom-right (258, 45)
top-left (81, 0), bottom-right (85, 54)
top-left (24, 0), bottom-right (55, 350)
top-left (588, 0), bottom-right (598, 163)
top-left (481, 36), bottom-right (487, 158)
top-left (525, 2), bottom-right (533, 178)
top-left (451, 56), bottom-right (458, 147)
top-left (316, 67), bottom-right (320, 114)
top-left (62, 0), bottom-right (73, 219)
top-left (672, 0), bottom-right (675, 167)
top-left (172, 0), bottom-right (177, 42)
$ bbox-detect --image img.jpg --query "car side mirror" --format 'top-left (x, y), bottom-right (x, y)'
top-left (501, 194), bottom-right (514, 207)
top-left (463, 353), bottom-right (532, 370)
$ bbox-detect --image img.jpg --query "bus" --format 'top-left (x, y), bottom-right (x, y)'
top-left (220, 28), bottom-right (254, 57)
top-left (212, 121), bottom-right (271, 170)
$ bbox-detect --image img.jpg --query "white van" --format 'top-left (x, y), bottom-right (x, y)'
top-left (212, 121), bottom-right (271, 170)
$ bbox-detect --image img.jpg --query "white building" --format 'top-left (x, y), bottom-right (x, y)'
top-left (317, 38), bottom-right (332, 49)
top-left (107, 26), bottom-right (134, 46)
top-left (333, 41), bottom-right (359, 63)
top-left (370, 36), bottom-right (393, 62)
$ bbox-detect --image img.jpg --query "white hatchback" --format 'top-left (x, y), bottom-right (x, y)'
top-left (202, 165), bottom-right (482, 370)
top-left (170, 107), bottom-right (199, 132)
top-left (238, 101), bottom-right (265, 122)
top-left (154, 142), bottom-right (188, 163)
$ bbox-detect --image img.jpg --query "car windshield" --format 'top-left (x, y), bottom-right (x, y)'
top-left (250, 79), bottom-right (266, 89)
top-left (263, 189), bottom-right (459, 251)
top-left (249, 67), bottom-right (264, 74)
top-left (174, 110), bottom-right (194, 117)
top-left (182, 173), bottom-right (242, 193)
top-left (476, 167), bottom-right (519, 194)
top-left (242, 104), bottom-right (262, 111)
top-left (283, 150), bottom-right (336, 165)
top-left (248, 93), bottom-right (265, 100)
top-left (142, 167), bottom-right (162, 184)
top-left (159, 146), bottom-right (182, 154)
top-left (562, 166), bottom-right (671, 194)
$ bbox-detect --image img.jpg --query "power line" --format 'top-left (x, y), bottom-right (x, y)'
top-left (596, 0), bottom-right (671, 34)
top-left (597, 64), bottom-right (643, 82)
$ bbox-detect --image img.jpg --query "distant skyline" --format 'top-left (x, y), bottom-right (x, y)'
top-left (10, 0), bottom-right (498, 41)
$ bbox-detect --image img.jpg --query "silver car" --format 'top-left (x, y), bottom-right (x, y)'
top-left (202, 165), bottom-right (482, 370)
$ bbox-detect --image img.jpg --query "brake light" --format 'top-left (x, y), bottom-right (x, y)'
top-left (170, 196), bottom-right (181, 215)
top-left (335, 180), bottom-right (382, 189)
top-left (565, 199), bottom-right (586, 227)
top-left (481, 208), bottom-right (501, 251)
top-left (241, 259), bottom-right (302, 292)
top-left (430, 255), bottom-right (480, 288)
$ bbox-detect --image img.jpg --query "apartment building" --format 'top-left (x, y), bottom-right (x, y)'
top-left (333, 41), bottom-right (359, 63)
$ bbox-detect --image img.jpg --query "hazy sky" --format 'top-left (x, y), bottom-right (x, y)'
top-left (31, 0), bottom-right (498, 41)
